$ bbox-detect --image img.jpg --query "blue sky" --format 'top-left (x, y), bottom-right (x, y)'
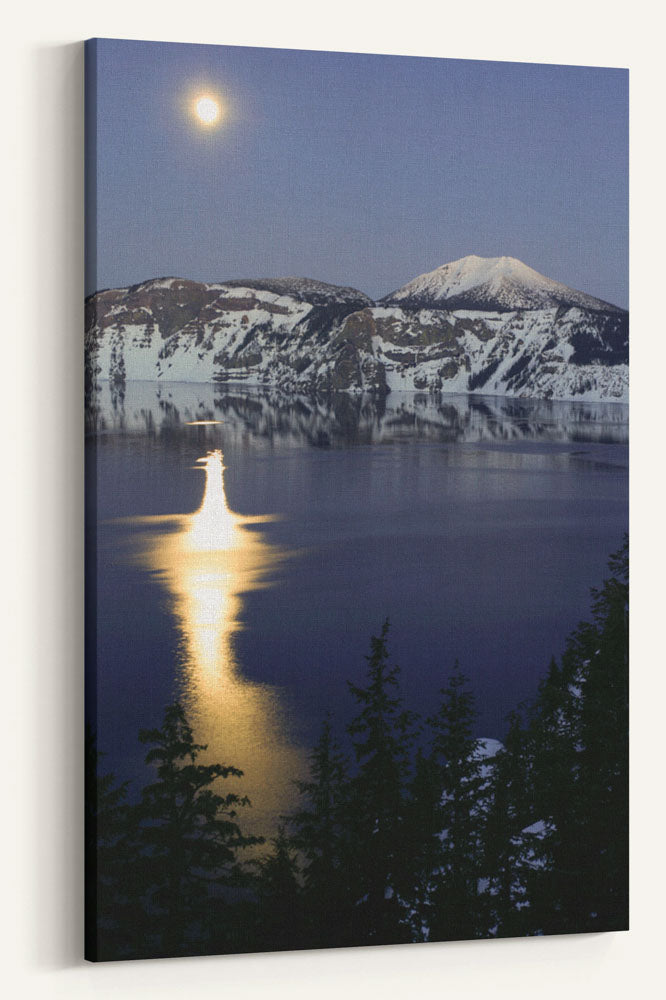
top-left (87, 39), bottom-right (628, 307)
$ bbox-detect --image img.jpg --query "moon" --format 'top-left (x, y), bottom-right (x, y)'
top-left (194, 95), bottom-right (222, 126)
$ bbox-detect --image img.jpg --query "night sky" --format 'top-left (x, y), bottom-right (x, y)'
top-left (88, 39), bottom-right (628, 307)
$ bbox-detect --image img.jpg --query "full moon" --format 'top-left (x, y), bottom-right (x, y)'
top-left (194, 96), bottom-right (222, 126)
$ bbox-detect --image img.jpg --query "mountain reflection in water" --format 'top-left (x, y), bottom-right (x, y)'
top-left (88, 380), bottom-right (629, 447)
top-left (129, 448), bottom-right (305, 844)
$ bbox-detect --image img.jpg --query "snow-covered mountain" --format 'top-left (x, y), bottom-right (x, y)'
top-left (334, 302), bottom-right (627, 400)
top-left (85, 275), bottom-right (383, 391)
top-left (85, 258), bottom-right (628, 403)
top-left (381, 255), bottom-right (624, 314)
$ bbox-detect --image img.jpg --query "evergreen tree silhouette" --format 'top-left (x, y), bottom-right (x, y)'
top-left (522, 656), bottom-right (581, 934)
top-left (575, 536), bottom-right (628, 930)
top-left (481, 707), bottom-right (538, 937)
top-left (253, 827), bottom-right (303, 952)
top-left (85, 726), bottom-right (137, 961)
top-left (541, 536), bottom-right (629, 933)
top-left (287, 715), bottom-right (355, 948)
top-left (401, 745), bottom-right (441, 940)
top-left (345, 620), bottom-right (417, 945)
top-left (426, 666), bottom-right (487, 941)
top-left (485, 538), bottom-right (629, 937)
top-left (133, 702), bottom-right (262, 957)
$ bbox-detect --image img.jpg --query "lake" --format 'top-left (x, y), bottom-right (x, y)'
top-left (86, 381), bottom-right (628, 843)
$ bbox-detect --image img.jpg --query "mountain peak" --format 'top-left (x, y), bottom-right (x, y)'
top-left (381, 255), bottom-right (624, 314)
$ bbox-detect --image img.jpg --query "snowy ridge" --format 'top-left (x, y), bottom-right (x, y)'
top-left (362, 304), bottom-right (628, 401)
top-left (381, 255), bottom-right (624, 314)
top-left (221, 276), bottom-right (373, 304)
top-left (86, 259), bottom-right (628, 403)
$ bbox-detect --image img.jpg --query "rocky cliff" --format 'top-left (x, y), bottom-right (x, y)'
top-left (85, 258), bottom-right (628, 402)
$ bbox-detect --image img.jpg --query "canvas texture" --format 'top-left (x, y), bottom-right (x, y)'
top-left (84, 38), bottom-right (629, 962)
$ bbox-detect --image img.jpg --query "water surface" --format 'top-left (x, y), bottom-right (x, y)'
top-left (87, 382), bottom-right (628, 841)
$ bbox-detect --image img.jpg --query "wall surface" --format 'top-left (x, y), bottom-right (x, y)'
top-left (3, 1), bottom-right (664, 997)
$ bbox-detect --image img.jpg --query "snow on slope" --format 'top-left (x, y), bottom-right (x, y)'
top-left (86, 262), bottom-right (629, 403)
top-left (221, 276), bottom-right (372, 304)
top-left (360, 304), bottom-right (628, 401)
top-left (382, 255), bottom-right (624, 314)
top-left (85, 276), bottom-right (380, 394)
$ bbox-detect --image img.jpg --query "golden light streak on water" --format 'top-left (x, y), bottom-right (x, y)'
top-left (132, 449), bottom-right (305, 848)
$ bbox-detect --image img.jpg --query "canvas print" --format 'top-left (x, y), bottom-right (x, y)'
top-left (84, 38), bottom-right (628, 962)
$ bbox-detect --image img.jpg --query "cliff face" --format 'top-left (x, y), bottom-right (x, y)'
top-left (333, 304), bottom-right (627, 400)
top-left (85, 261), bottom-right (628, 402)
top-left (85, 276), bottom-right (378, 395)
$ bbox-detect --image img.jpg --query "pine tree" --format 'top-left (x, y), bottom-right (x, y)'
top-left (522, 655), bottom-right (581, 934)
top-left (427, 667), bottom-right (487, 941)
top-left (253, 827), bottom-right (303, 952)
top-left (287, 715), bottom-right (355, 948)
top-left (562, 536), bottom-right (629, 932)
top-left (85, 726), bottom-right (136, 960)
top-left (487, 538), bottom-right (629, 937)
top-left (133, 702), bottom-right (262, 957)
top-left (401, 746), bottom-right (441, 940)
top-left (481, 707), bottom-right (539, 937)
top-left (345, 621), bottom-right (417, 945)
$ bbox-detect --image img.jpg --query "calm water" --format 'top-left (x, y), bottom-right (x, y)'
top-left (87, 382), bottom-right (628, 841)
